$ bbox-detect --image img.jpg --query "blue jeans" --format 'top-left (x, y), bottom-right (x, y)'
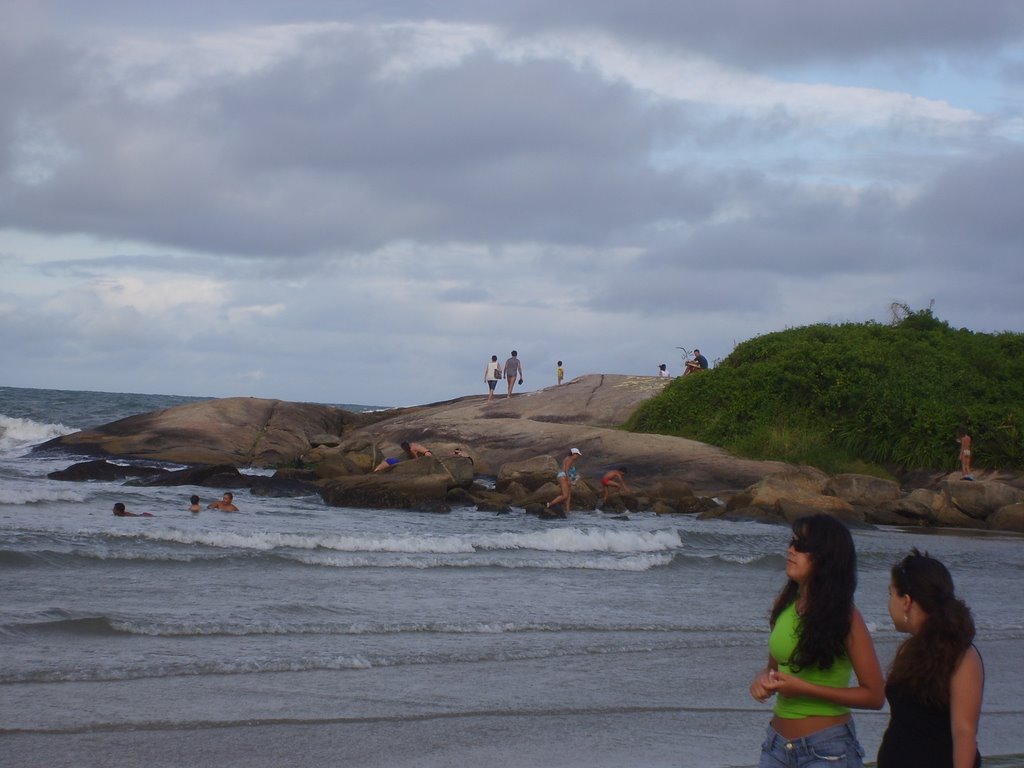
top-left (758, 721), bottom-right (865, 768)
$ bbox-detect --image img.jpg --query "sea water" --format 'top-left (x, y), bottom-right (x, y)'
top-left (1, 385), bottom-right (1023, 767)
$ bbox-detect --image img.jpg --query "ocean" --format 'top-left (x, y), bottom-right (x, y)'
top-left (1, 385), bottom-right (1023, 768)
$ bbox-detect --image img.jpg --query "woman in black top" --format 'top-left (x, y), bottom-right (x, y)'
top-left (877, 549), bottom-right (984, 768)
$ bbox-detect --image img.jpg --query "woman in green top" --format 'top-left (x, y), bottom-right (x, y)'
top-left (749, 514), bottom-right (884, 767)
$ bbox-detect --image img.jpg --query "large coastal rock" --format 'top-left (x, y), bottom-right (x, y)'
top-left (944, 479), bottom-right (1024, 520)
top-left (324, 375), bottom-right (789, 493)
top-left (32, 374), bottom-right (1024, 529)
top-left (36, 397), bottom-right (371, 466)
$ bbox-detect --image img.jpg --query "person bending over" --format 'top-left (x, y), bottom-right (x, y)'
top-left (600, 468), bottom-right (628, 504)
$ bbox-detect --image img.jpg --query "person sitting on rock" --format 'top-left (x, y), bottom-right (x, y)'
top-left (401, 441), bottom-right (432, 459)
top-left (207, 492), bottom-right (239, 512)
top-left (600, 467), bottom-right (629, 505)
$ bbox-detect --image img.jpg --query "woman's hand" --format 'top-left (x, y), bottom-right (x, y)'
top-left (750, 667), bottom-right (778, 702)
top-left (761, 670), bottom-right (808, 699)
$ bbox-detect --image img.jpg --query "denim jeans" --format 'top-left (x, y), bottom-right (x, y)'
top-left (758, 720), bottom-right (866, 768)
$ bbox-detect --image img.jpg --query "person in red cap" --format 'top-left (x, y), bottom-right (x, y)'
top-left (546, 448), bottom-right (582, 513)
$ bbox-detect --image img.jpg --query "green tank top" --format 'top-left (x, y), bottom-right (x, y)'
top-left (769, 602), bottom-right (852, 718)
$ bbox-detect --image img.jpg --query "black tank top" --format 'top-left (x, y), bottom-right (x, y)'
top-left (877, 680), bottom-right (981, 768)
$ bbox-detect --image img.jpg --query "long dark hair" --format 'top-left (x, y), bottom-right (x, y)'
top-left (770, 514), bottom-right (857, 671)
top-left (888, 548), bottom-right (975, 707)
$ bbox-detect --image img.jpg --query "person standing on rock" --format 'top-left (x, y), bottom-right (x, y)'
top-left (546, 448), bottom-right (582, 514)
top-left (504, 350), bottom-right (524, 398)
top-left (957, 429), bottom-right (973, 480)
top-left (484, 355), bottom-right (502, 401)
top-left (556, 360), bottom-right (564, 386)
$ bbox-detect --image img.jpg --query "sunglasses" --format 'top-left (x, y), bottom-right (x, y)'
top-left (789, 537), bottom-right (814, 554)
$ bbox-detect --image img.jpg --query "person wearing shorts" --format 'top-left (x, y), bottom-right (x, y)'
top-left (484, 355), bottom-right (501, 401)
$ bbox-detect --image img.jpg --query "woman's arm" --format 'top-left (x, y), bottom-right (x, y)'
top-left (950, 645), bottom-right (984, 768)
top-left (766, 608), bottom-right (885, 709)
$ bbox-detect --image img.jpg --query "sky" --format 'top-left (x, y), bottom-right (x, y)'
top-left (2, 1), bottom-right (1023, 407)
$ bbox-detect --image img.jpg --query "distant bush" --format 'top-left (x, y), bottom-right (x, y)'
top-left (627, 311), bottom-right (1024, 472)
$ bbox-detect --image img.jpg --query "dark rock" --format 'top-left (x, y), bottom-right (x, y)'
top-left (248, 477), bottom-right (321, 498)
top-left (445, 487), bottom-right (476, 505)
top-left (496, 456), bottom-right (559, 492)
top-left (320, 475), bottom-right (450, 510)
top-left (35, 398), bottom-right (372, 466)
top-left (273, 468), bottom-right (319, 482)
top-left (825, 474), bottom-right (900, 506)
top-left (703, 505), bottom-right (783, 523)
top-left (48, 460), bottom-right (168, 482)
top-left (866, 505), bottom-right (928, 527)
top-left (944, 479), bottom-right (1024, 520)
top-left (129, 464), bottom-right (244, 488)
top-left (989, 503), bottom-right (1024, 532)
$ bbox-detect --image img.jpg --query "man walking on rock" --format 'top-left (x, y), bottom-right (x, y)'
top-left (504, 350), bottom-right (524, 398)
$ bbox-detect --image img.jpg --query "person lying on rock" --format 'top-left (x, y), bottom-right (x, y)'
top-left (401, 441), bottom-right (433, 459)
top-left (374, 456), bottom-right (401, 472)
top-left (207, 492), bottom-right (239, 512)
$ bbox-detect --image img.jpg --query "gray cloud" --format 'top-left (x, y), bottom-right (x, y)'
top-left (0, 2), bottom-right (1022, 405)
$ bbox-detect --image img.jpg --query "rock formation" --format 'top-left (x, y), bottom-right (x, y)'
top-left (35, 374), bottom-right (1024, 529)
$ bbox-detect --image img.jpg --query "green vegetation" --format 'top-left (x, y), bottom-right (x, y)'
top-left (627, 310), bottom-right (1024, 474)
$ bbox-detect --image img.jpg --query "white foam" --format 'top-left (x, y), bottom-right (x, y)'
top-left (0, 414), bottom-right (77, 456)
top-left (104, 526), bottom-right (683, 557)
top-left (290, 551), bottom-right (675, 571)
top-left (0, 486), bottom-right (91, 505)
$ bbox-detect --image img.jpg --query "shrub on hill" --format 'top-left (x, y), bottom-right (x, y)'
top-left (627, 311), bottom-right (1024, 473)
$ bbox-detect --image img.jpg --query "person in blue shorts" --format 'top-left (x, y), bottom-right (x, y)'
top-left (484, 355), bottom-right (502, 401)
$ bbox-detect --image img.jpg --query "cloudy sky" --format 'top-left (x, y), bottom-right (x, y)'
top-left (2, 1), bottom-right (1023, 407)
